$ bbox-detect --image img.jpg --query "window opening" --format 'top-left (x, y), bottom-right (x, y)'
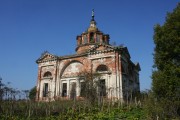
top-left (90, 33), bottom-right (95, 43)
top-left (43, 83), bottom-right (48, 97)
top-left (62, 83), bottom-right (67, 97)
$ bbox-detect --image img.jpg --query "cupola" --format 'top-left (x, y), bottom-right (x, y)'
top-left (76, 10), bottom-right (110, 54)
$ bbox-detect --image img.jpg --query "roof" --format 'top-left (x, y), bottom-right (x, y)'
top-left (36, 44), bottom-right (134, 63)
top-left (36, 51), bottom-right (87, 63)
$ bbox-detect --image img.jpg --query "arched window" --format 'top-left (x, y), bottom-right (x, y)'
top-left (43, 71), bottom-right (52, 78)
top-left (90, 32), bottom-right (95, 43)
top-left (96, 65), bottom-right (108, 72)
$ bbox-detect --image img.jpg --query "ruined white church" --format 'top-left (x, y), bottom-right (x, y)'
top-left (35, 11), bottom-right (140, 101)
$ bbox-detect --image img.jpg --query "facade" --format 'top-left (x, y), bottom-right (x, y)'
top-left (35, 12), bottom-right (141, 101)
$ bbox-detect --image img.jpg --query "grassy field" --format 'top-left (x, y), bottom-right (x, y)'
top-left (0, 100), bottom-right (147, 120)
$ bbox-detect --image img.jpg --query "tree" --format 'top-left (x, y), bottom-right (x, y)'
top-left (78, 70), bottom-right (105, 106)
top-left (152, 3), bottom-right (180, 118)
top-left (29, 86), bottom-right (36, 101)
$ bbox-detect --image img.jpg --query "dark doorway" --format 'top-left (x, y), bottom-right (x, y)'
top-left (99, 79), bottom-right (106, 96)
top-left (62, 83), bottom-right (67, 97)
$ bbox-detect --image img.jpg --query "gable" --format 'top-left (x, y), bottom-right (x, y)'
top-left (36, 51), bottom-right (57, 63)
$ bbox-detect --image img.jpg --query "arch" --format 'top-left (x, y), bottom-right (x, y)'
top-left (96, 64), bottom-right (108, 72)
top-left (60, 60), bottom-right (84, 78)
top-left (43, 71), bottom-right (52, 77)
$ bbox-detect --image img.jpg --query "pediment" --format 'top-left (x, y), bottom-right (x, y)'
top-left (36, 51), bottom-right (57, 63)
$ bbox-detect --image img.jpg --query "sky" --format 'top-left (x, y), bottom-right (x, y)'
top-left (0, 0), bottom-right (179, 91)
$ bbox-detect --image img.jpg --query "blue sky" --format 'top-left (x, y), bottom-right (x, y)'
top-left (0, 0), bottom-right (179, 91)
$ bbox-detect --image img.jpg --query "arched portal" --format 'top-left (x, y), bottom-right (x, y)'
top-left (59, 61), bottom-right (84, 98)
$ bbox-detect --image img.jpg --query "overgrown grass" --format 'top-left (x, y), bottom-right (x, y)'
top-left (0, 100), bottom-right (147, 120)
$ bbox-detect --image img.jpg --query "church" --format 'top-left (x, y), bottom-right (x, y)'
top-left (35, 11), bottom-right (141, 101)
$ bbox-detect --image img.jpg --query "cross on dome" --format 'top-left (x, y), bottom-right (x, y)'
top-left (91, 9), bottom-right (95, 21)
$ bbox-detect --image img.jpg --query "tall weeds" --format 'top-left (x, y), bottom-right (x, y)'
top-left (0, 99), bottom-right (147, 119)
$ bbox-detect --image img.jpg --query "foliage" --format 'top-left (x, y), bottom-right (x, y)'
top-left (151, 2), bottom-right (180, 118)
top-left (29, 86), bottom-right (36, 101)
top-left (78, 71), bottom-right (105, 106)
top-left (0, 100), bottom-right (146, 120)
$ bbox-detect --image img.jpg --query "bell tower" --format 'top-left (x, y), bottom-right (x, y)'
top-left (76, 10), bottom-right (110, 54)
